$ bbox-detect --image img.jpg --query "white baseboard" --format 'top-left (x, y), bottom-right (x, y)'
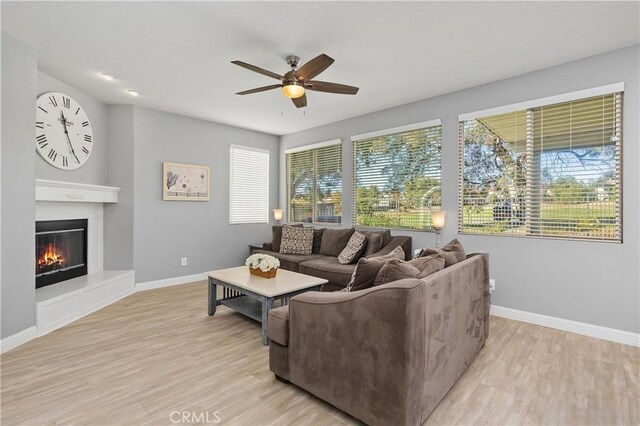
top-left (491, 305), bottom-right (640, 347)
top-left (0, 326), bottom-right (38, 354)
top-left (135, 273), bottom-right (206, 292)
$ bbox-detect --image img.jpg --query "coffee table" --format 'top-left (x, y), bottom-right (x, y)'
top-left (207, 266), bottom-right (328, 345)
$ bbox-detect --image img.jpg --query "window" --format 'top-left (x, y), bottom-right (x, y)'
top-left (352, 120), bottom-right (442, 230)
top-left (229, 145), bottom-right (269, 224)
top-left (459, 88), bottom-right (622, 241)
top-left (286, 141), bottom-right (342, 224)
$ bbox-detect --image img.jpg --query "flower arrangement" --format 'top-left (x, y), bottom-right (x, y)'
top-left (245, 253), bottom-right (280, 278)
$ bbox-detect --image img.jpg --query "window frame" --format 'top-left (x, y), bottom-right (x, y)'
top-left (351, 119), bottom-right (443, 232)
top-left (229, 144), bottom-right (270, 225)
top-left (457, 83), bottom-right (624, 242)
top-left (285, 139), bottom-right (343, 225)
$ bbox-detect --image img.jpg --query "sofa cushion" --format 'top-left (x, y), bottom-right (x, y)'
top-left (373, 259), bottom-right (421, 286)
top-left (412, 254), bottom-right (446, 278)
top-left (253, 250), bottom-right (325, 272)
top-left (420, 239), bottom-right (466, 267)
top-left (347, 246), bottom-right (405, 292)
top-left (272, 224), bottom-right (303, 252)
top-left (319, 228), bottom-right (355, 257)
top-left (280, 226), bottom-right (314, 255)
top-left (298, 257), bottom-right (355, 288)
top-left (268, 306), bottom-right (290, 346)
top-left (311, 228), bottom-right (325, 254)
top-left (337, 231), bottom-right (367, 265)
top-left (361, 233), bottom-right (383, 258)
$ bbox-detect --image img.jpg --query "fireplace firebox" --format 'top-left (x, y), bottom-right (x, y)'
top-left (35, 219), bottom-right (88, 289)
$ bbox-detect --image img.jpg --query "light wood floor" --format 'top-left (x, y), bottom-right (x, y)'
top-left (1, 281), bottom-right (638, 425)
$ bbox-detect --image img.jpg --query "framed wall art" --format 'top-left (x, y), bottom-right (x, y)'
top-left (163, 162), bottom-right (210, 201)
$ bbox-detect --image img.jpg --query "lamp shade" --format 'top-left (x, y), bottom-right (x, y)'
top-left (281, 83), bottom-right (305, 99)
top-left (431, 210), bottom-right (446, 229)
top-left (273, 208), bottom-right (283, 222)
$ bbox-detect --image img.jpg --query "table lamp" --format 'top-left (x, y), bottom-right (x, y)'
top-left (273, 209), bottom-right (283, 224)
top-left (431, 210), bottom-right (446, 248)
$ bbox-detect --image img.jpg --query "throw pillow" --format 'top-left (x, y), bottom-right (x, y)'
top-left (373, 259), bottom-right (420, 286)
top-left (319, 228), bottom-right (355, 257)
top-left (311, 228), bottom-right (325, 254)
top-left (346, 246), bottom-right (405, 292)
top-left (280, 226), bottom-right (314, 255)
top-left (337, 231), bottom-right (367, 265)
top-left (361, 233), bottom-right (384, 258)
top-left (272, 224), bottom-right (303, 252)
top-left (410, 254), bottom-right (445, 278)
top-left (420, 239), bottom-right (466, 267)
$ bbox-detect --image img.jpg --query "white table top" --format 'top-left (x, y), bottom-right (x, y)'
top-left (206, 266), bottom-right (328, 297)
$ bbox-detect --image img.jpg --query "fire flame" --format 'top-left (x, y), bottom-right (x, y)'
top-left (38, 244), bottom-right (65, 268)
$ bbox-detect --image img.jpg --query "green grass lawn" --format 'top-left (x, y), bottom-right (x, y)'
top-left (356, 202), bottom-right (617, 239)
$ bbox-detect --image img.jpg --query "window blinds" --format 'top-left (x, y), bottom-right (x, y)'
top-left (352, 124), bottom-right (442, 230)
top-left (459, 92), bottom-right (622, 241)
top-left (229, 145), bottom-right (269, 224)
top-left (286, 142), bottom-right (342, 224)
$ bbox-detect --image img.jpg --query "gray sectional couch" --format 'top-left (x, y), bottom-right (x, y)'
top-left (268, 252), bottom-right (491, 425)
top-left (254, 226), bottom-right (412, 291)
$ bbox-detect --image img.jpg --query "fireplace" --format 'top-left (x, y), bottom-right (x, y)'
top-left (35, 219), bottom-right (88, 289)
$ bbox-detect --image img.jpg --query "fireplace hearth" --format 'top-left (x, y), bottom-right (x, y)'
top-left (35, 219), bottom-right (88, 289)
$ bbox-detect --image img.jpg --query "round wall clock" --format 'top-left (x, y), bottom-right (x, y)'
top-left (35, 92), bottom-right (93, 170)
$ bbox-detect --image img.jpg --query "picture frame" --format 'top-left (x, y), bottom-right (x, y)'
top-left (163, 162), bottom-right (210, 201)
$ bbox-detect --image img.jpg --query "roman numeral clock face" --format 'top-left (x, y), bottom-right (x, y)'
top-left (36, 92), bottom-right (93, 170)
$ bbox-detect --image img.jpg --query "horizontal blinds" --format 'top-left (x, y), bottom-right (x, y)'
top-left (286, 149), bottom-right (313, 223)
top-left (459, 92), bottom-right (622, 241)
top-left (229, 145), bottom-right (269, 224)
top-left (286, 143), bottom-right (342, 224)
top-left (353, 125), bottom-right (442, 230)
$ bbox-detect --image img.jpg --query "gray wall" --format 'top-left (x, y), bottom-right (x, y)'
top-left (104, 106), bottom-right (135, 270)
top-left (1, 33), bottom-right (37, 339)
top-left (280, 45), bottom-right (640, 333)
top-left (132, 107), bottom-right (279, 283)
top-left (36, 72), bottom-right (109, 185)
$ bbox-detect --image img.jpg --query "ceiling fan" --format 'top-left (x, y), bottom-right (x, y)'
top-left (232, 54), bottom-right (359, 108)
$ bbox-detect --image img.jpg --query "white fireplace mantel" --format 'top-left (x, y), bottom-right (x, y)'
top-left (34, 179), bottom-right (133, 339)
top-left (36, 179), bottom-right (120, 203)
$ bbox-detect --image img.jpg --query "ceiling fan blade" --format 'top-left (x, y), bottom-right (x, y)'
top-left (294, 54), bottom-right (334, 81)
top-left (292, 94), bottom-right (307, 108)
top-left (236, 84), bottom-right (281, 95)
top-left (231, 61), bottom-right (283, 80)
top-left (306, 80), bottom-right (359, 95)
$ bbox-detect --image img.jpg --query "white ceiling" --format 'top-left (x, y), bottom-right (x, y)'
top-left (2, 2), bottom-right (639, 136)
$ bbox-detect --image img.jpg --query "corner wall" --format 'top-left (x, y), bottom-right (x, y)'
top-left (280, 45), bottom-right (640, 333)
top-left (132, 107), bottom-right (280, 283)
top-left (1, 33), bottom-right (37, 339)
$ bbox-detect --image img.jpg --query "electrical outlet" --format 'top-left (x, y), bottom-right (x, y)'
top-left (181, 257), bottom-right (188, 266)
top-left (489, 279), bottom-right (496, 293)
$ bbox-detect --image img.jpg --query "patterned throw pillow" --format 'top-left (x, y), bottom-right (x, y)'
top-left (337, 231), bottom-right (367, 265)
top-left (280, 226), bottom-right (314, 255)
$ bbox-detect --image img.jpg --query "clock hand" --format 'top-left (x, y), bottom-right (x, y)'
top-left (61, 111), bottom-right (81, 163)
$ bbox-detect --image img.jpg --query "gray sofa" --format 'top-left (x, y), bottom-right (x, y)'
top-left (268, 253), bottom-right (491, 425)
top-left (254, 227), bottom-right (412, 291)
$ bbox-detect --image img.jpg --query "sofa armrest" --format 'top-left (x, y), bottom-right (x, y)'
top-left (366, 235), bottom-right (412, 260)
top-left (287, 279), bottom-right (425, 425)
top-left (268, 305), bottom-right (289, 346)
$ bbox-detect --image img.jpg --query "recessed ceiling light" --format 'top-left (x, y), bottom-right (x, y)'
top-left (101, 73), bottom-right (115, 81)
top-left (128, 90), bottom-right (140, 97)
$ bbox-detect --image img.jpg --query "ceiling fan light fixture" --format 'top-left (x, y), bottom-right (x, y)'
top-left (282, 82), bottom-right (305, 99)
